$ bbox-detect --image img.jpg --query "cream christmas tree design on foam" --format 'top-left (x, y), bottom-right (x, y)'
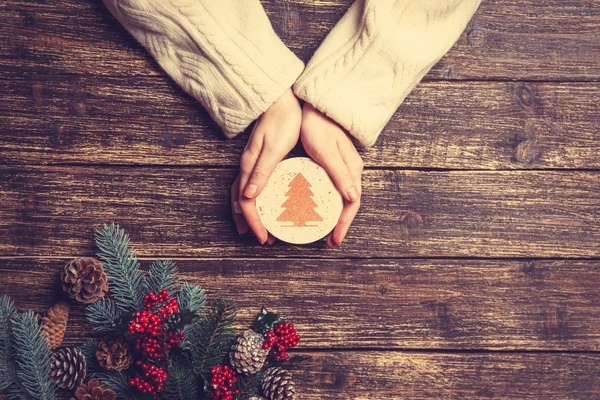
top-left (276, 173), bottom-right (323, 227)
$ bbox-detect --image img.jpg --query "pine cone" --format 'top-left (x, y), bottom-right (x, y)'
top-left (96, 336), bottom-right (133, 371)
top-left (249, 397), bottom-right (268, 400)
top-left (41, 301), bottom-right (70, 350)
top-left (230, 329), bottom-right (269, 375)
top-left (61, 258), bottom-right (108, 304)
top-left (71, 379), bottom-right (116, 400)
top-left (262, 367), bottom-right (296, 400)
top-left (50, 347), bottom-right (87, 390)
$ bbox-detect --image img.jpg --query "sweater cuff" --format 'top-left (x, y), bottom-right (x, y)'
top-left (103, 0), bottom-right (304, 138)
top-left (294, 0), bottom-right (481, 147)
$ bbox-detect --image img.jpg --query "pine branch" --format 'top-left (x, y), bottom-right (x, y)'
top-left (95, 223), bottom-right (146, 312)
top-left (5, 383), bottom-right (33, 400)
top-left (188, 299), bottom-right (237, 374)
top-left (177, 283), bottom-right (206, 314)
top-left (78, 339), bottom-right (101, 376)
top-left (147, 260), bottom-right (180, 295)
top-left (11, 311), bottom-right (55, 400)
top-left (96, 371), bottom-right (148, 400)
top-left (161, 362), bottom-right (197, 400)
top-left (85, 297), bottom-right (125, 333)
top-left (0, 295), bottom-right (16, 390)
top-left (234, 372), bottom-right (263, 400)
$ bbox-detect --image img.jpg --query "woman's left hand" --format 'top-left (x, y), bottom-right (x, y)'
top-left (231, 89), bottom-right (302, 245)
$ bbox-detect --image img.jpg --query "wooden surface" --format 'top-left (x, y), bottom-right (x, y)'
top-left (1, 0), bottom-right (599, 398)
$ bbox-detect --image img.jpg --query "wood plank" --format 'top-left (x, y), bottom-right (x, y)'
top-left (1, 76), bottom-right (599, 169)
top-left (1, 167), bottom-right (599, 258)
top-left (0, 0), bottom-right (599, 80)
top-left (292, 352), bottom-right (600, 399)
top-left (2, 258), bottom-right (600, 350)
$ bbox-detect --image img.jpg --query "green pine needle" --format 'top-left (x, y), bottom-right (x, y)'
top-left (161, 363), bottom-right (197, 400)
top-left (147, 260), bottom-right (180, 295)
top-left (188, 298), bottom-right (237, 374)
top-left (234, 372), bottom-right (264, 400)
top-left (177, 283), bottom-right (206, 314)
top-left (95, 223), bottom-right (146, 312)
top-left (5, 383), bottom-right (33, 400)
top-left (96, 371), bottom-right (148, 400)
top-left (85, 297), bottom-right (125, 333)
top-left (0, 295), bottom-right (16, 391)
top-left (11, 311), bottom-right (55, 400)
top-left (78, 339), bottom-right (101, 376)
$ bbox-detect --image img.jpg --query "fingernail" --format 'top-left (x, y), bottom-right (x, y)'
top-left (244, 184), bottom-right (258, 198)
top-left (347, 186), bottom-right (359, 202)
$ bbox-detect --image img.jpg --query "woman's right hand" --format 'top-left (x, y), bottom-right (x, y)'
top-left (300, 103), bottom-right (363, 249)
top-left (231, 88), bottom-right (302, 244)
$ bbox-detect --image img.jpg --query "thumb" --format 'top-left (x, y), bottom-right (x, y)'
top-left (243, 149), bottom-right (281, 199)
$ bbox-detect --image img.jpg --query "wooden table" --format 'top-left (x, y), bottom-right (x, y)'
top-left (1, 0), bottom-right (600, 398)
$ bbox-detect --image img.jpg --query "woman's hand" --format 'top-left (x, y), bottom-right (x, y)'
top-left (300, 103), bottom-right (363, 249)
top-left (231, 88), bottom-right (302, 244)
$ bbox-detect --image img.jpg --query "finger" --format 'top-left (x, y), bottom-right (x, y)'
top-left (329, 199), bottom-right (361, 248)
top-left (267, 234), bottom-right (276, 246)
top-left (243, 146), bottom-right (282, 199)
top-left (231, 175), bottom-right (248, 235)
top-left (329, 159), bottom-right (362, 248)
top-left (239, 130), bottom-right (269, 243)
top-left (312, 145), bottom-right (359, 203)
top-left (239, 193), bottom-right (269, 244)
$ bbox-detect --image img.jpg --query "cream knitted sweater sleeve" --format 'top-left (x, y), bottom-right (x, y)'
top-left (102, 0), bottom-right (304, 138)
top-left (294, 0), bottom-right (482, 147)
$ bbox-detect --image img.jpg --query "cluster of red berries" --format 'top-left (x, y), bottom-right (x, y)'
top-left (263, 322), bottom-right (301, 360)
top-left (166, 331), bottom-right (184, 349)
top-left (143, 289), bottom-right (170, 308)
top-left (210, 365), bottom-right (239, 400)
top-left (129, 361), bottom-right (167, 395)
top-left (128, 310), bottom-right (163, 336)
top-left (128, 290), bottom-right (186, 395)
top-left (159, 298), bottom-right (179, 319)
top-left (135, 336), bottom-right (165, 360)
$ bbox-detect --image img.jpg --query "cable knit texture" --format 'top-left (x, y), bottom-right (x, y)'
top-left (102, 0), bottom-right (304, 138)
top-left (294, 0), bottom-right (482, 147)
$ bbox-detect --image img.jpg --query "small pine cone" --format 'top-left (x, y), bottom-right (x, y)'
top-left (248, 397), bottom-right (268, 400)
top-left (71, 379), bottom-right (116, 400)
top-left (96, 336), bottom-right (133, 371)
top-left (41, 301), bottom-right (70, 350)
top-left (229, 329), bottom-right (269, 375)
top-left (262, 367), bottom-right (296, 400)
top-left (61, 258), bottom-right (108, 304)
top-left (50, 347), bottom-right (87, 390)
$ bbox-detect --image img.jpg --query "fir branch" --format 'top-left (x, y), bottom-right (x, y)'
top-left (188, 299), bottom-right (237, 374)
top-left (78, 339), bottom-right (101, 376)
top-left (96, 371), bottom-right (148, 400)
top-left (234, 372), bottom-right (263, 400)
top-left (177, 283), bottom-right (206, 314)
top-left (146, 260), bottom-right (180, 295)
top-left (0, 295), bottom-right (16, 390)
top-left (11, 311), bottom-right (55, 400)
top-left (161, 362), bottom-right (197, 400)
top-left (5, 383), bottom-right (33, 400)
top-left (85, 297), bottom-right (125, 333)
top-left (95, 223), bottom-right (146, 312)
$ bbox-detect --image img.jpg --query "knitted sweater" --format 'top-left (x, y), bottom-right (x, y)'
top-left (102, 0), bottom-right (482, 147)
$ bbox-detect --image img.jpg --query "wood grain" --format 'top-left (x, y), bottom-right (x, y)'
top-left (289, 352), bottom-right (600, 399)
top-left (2, 258), bottom-right (599, 350)
top-left (0, 0), bottom-right (599, 80)
top-left (1, 76), bottom-right (599, 169)
top-left (1, 167), bottom-right (599, 258)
